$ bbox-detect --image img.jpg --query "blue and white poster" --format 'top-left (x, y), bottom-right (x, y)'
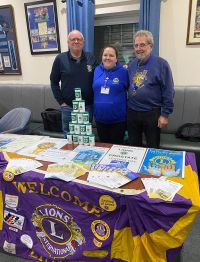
top-left (139, 148), bottom-right (185, 178)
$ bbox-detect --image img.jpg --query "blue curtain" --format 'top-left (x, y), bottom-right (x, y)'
top-left (66, 0), bottom-right (95, 53)
top-left (139, 0), bottom-right (161, 56)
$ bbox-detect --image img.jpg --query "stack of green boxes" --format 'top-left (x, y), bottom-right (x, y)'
top-left (67, 88), bottom-right (95, 146)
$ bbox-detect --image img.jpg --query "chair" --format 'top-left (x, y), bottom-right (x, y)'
top-left (0, 108), bottom-right (31, 134)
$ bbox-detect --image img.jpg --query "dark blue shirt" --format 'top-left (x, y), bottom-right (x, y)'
top-left (50, 51), bottom-right (98, 106)
top-left (128, 55), bottom-right (174, 117)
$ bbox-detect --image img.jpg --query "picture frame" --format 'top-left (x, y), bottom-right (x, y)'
top-left (186, 0), bottom-right (200, 45)
top-left (24, 0), bottom-right (61, 55)
top-left (0, 5), bottom-right (21, 75)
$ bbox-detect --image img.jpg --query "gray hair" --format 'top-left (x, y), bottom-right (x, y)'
top-left (67, 30), bottom-right (84, 41)
top-left (133, 30), bottom-right (154, 46)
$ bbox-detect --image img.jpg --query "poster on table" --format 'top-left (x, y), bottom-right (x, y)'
top-left (139, 148), bottom-right (185, 178)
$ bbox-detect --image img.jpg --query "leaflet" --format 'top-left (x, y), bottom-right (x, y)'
top-left (88, 169), bottom-right (138, 189)
top-left (36, 148), bottom-right (72, 163)
top-left (0, 134), bottom-right (20, 148)
top-left (141, 177), bottom-right (183, 201)
top-left (45, 161), bottom-right (87, 182)
top-left (139, 148), bottom-right (185, 178)
top-left (71, 145), bottom-right (110, 170)
top-left (99, 145), bottom-right (147, 172)
top-left (4, 158), bottom-right (43, 177)
top-left (0, 135), bottom-right (45, 153)
top-left (18, 137), bottom-right (68, 157)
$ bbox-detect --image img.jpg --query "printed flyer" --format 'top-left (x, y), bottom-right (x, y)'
top-left (71, 145), bottom-right (110, 170)
top-left (99, 145), bottom-right (147, 173)
top-left (139, 148), bottom-right (185, 178)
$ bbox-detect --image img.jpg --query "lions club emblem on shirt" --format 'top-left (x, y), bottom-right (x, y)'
top-left (87, 65), bottom-right (92, 72)
top-left (32, 204), bottom-right (85, 259)
top-left (133, 69), bottom-right (148, 89)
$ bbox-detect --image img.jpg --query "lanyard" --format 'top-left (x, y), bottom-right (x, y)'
top-left (103, 77), bottom-right (109, 88)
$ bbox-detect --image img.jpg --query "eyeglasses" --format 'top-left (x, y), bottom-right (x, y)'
top-left (69, 38), bottom-right (83, 42)
top-left (134, 43), bottom-right (150, 49)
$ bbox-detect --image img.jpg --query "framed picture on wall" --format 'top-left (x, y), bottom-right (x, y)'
top-left (187, 0), bottom-right (200, 44)
top-left (24, 0), bottom-right (61, 54)
top-left (0, 5), bottom-right (21, 75)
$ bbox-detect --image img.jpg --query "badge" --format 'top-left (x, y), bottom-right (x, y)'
top-left (3, 170), bottom-right (15, 182)
top-left (113, 77), bottom-right (119, 84)
top-left (101, 87), bottom-right (110, 94)
top-left (87, 65), bottom-right (92, 72)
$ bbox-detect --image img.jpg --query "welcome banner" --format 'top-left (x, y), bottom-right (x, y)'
top-left (0, 152), bottom-right (200, 262)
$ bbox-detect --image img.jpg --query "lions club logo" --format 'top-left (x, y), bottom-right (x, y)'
top-left (133, 69), bottom-right (148, 89)
top-left (32, 204), bottom-right (85, 259)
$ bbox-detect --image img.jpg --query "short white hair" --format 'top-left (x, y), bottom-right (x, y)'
top-left (134, 30), bottom-right (154, 46)
top-left (67, 30), bottom-right (84, 41)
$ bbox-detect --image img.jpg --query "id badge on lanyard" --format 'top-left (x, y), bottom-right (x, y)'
top-left (101, 86), bottom-right (110, 94)
top-left (100, 76), bottom-right (110, 95)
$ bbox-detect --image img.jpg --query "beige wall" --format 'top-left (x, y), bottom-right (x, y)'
top-left (0, 0), bottom-right (200, 86)
top-left (160, 0), bottom-right (200, 85)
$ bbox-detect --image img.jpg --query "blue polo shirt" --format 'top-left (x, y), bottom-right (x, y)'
top-left (50, 51), bottom-right (98, 106)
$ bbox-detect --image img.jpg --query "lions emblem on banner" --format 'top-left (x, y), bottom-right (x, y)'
top-left (32, 204), bottom-right (85, 259)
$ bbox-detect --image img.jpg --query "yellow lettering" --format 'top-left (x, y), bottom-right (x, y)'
top-left (40, 183), bottom-right (50, 196)
top-left (27, 182), bottom-right (38, 193)
top-left (12, 182), bottom-right (27, 193)
top-left (73, 196), bottom-right (103, 216)
top-left (50, 186), bottom-right (59, 197)
top-left (61, 191), bottom-right (72, 201)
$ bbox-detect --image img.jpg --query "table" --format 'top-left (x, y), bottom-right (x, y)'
top-left (0, 143), bottom-right (200, 262)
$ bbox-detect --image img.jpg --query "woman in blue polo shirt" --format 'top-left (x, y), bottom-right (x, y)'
top-left (93, 45), bottom-right (129, 144)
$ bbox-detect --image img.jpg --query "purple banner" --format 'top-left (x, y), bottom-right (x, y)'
top-left (0, 152), bottom-right (199, 262)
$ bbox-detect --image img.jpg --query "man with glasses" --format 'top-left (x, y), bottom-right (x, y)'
top-left (50, 30), bottom-right (98, 136)
top-left (127, 30), bottom-right (174, 148)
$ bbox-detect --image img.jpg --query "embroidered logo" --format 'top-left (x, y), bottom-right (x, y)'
top-left (91, 220), bottom-right (110, 241)
top-left (87, 65), bottom-right (92, 72)
top-left (112, 78), bottom-right (119, 84)
top-left (32, 204), bottom-right (85, 259)
top-left (133, 69), bottom-right (148, 90)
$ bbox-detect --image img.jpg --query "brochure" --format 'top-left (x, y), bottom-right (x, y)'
top-left (141, 177), bottom-right (183, 201)
top-left (0, 134), bottom-right (20, 148)
top-left (88, 168), bottom-right (138, 189)
top-left (18, 137), bottom-right (68, 157)
top-left (139, 148), bottom-right (185, 178)
top-left (36, 148), bottom-right (72, 163)
top-left (99, 145), bottom-right (147, 172)
top-left (45, 161), bottom-right (87, 182)
top-left (3, 158), bottom-right (43, 181)
top-left (71, 145), bottom-right (110, 170)
top-left (0, 135), bottom-right (45, 153)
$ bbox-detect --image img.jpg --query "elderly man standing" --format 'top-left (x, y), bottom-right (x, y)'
top-left (50, 30), bottom-right (98, 136)
top-left (127, 30), bottom-right (174, 148)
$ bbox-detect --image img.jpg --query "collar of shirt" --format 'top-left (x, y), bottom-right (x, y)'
top-left (69, 50), bottom-right (85, 62)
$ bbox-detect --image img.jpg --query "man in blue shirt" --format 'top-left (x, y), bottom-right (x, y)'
top-left (127, 30), bottom-right (174, 148)
top-left (50, 30), bottom-right (98, 136)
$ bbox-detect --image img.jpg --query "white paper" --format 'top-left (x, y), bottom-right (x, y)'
top-left (36, 148), bottom-right (72, 162)
top-left (99, 145), bottom-right (147, 172)
top-left (18, 137), bottom-right (68, 157)
top-left (0, 135), bottom-right (45, 153)
top-left (141, 178), bottom-right (183, 201)
top-left (5, 158), bottom-right (43, 176)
